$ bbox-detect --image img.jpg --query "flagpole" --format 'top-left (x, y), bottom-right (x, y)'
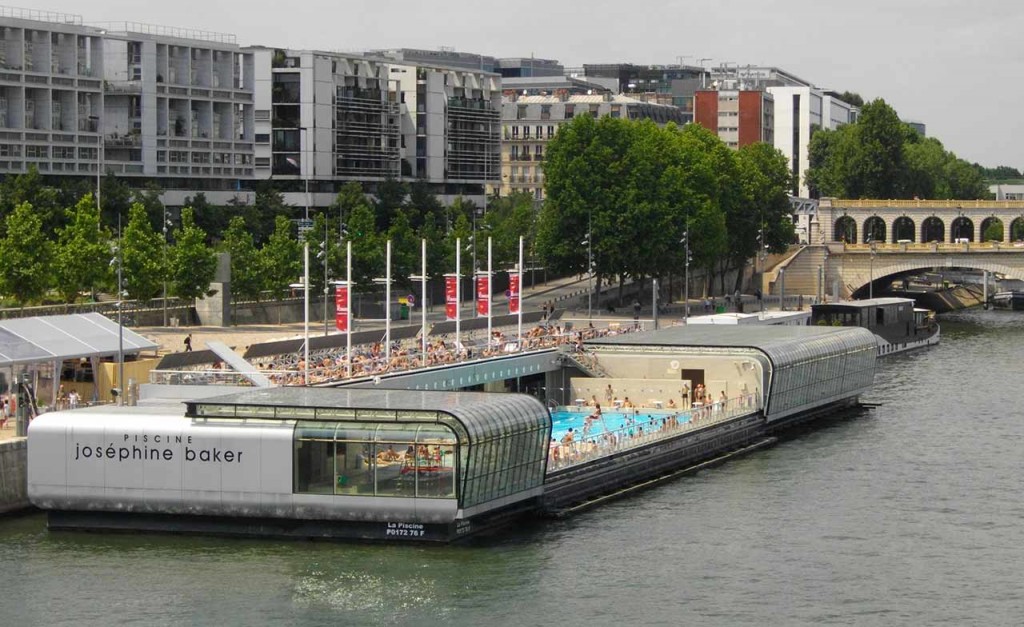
top-left (518, 235), bottom-right (524, 348)
top-left (421, 237), bottom-right (427, 367)
top-left (455, 237), bottom-right (461, 355)
top-left (385, 239), bottom-right (392, 366)
top-left (346, 240), bottom-right (352, 379)
top-left (486, 236), bottom-right (492, 351)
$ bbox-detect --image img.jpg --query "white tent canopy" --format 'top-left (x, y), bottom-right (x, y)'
top-left (0, 313), bottom-right (157, 368)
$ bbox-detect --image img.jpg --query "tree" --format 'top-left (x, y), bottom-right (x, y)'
top-left (736, 142), bottom-right (796, 290)
top-left (99, 172), bottom-right (133, 230)
top-left (258, 215), bottom-right (301, 298)
top-left (220, 216), bottom-right (264, 301)
top-left (372, 177), bottom-right (408, 232)
top-left (169, 207), bottom-right (217, 303)
top-left (0, 166), bottom-right (64, 237)
top-left (252, 183), bottom-right (295, 244)
top-left (346, 198), bottom-right (385, 291)
top-left (120, 202), bottom-right (165, 301)
top-left (0, 201), bottom-right (52, 305)
top-left (838, 91), bottom-right (865, 108)
top-left (54, 194), bottom-right (112, 303)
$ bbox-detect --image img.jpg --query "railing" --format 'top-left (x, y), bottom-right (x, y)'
top-left (841, 241), bottom-right (1024, 252)
top-left (829, 199), bottom-right (1024, 210)
top-left (149, 370), bottom-right (292, 386)
top-left (547, 394), bottom-right (761, 472)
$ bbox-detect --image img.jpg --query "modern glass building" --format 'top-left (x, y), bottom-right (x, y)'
top-left (187, 388), bottom-right (551, 518)
top-left (585, 325), bottom-right (877, 423)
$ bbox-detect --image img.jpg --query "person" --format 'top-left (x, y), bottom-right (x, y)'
top-left (68, 390), bottom-right (80, 409)
top-left (604, 384), bottom-right (614, 402)
top-left (681, 383), bottom-right (690, 405)
top-left (668, 398), bottom-right (677, 409)
top-left (184, 334), bottom-right (193, 352)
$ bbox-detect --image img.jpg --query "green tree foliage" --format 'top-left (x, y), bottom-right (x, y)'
top-left (387, 210), bottom-right (419, 292)
top-left (0, 201), bottom-right (52, 305)
top-left (839, 91), bottom-right (865, 108)
top-left (486, 191), bottom-right (538, 269)
top-left (220, 215), bottom-right (264, 301)
top-left (538, 115), bottom-right (733, 295)
top-left (120, 202), bottom-right (165, 301)
top-left (169, 207), bottom-right (217, 303)
top-left (405, 179), bottom-right (445, 231)
top-left (346, 198), bottom-right (384, 291)
top-left (974, 164), bottom-right (1022, 181)
top-left (259, 215), bottom-right (302, 299)
top-left (132, 183), bottom-right (168, 234)
top-left (807, 98), bottom-right (988, 200)
top-left (252, 183), bottom-right (295, 243)
top-left (983, 220), bottom-right (1004, 243)
top-left (372, 177), bottom-right (408, 232)
top-left (735, 142), bottom-right (796, 290)
top-left (0, 166), bottom-right (64, 237)
top-left (54, 194), bottom-right (112, 303)
top-left (99, 172), bottom-right (133, 229)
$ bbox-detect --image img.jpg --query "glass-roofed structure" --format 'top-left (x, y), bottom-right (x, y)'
top-left (584, 325), bottom-right (877, 423)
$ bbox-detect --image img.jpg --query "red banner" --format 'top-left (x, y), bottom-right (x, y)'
top-left (509, 275), bottom-right (520, 314)
top-left (476, 276), bottom-right (489, 316)
top-left (445, 276), bottom-right (458, 321)
top-left (335, 284), bottom-right (349, 332)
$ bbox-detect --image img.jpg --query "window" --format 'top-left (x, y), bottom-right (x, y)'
top-left (255, 133), bottom-right (270, 144)
top-left (564, 104), bottom-right (574, 119)
top-left (540, 105), bottom-right (551, 120)
top-left (25, 145), bottom-right (48, 158)
top-left (517, 104), bottom-right (527, 120)
top-left (53, 146), bottom-right (75, 159)
top-left (523, 126), bottom-right (530, 139)
top-left (511, 126), bottom-right (518, 139)
top-left (536, 125), bottom-right (543, 138)
top-left (293, 421), bottom-right (457, 499)
top-left (547, 126), bottom-right (555, 139)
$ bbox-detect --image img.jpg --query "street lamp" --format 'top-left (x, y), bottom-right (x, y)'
top-left (868, 236), bottom-right (877, 300)
top-left (162, 210), bottom-right (172, 327)
top-left (582, 215), bottom-right (593, 319)
top-left (681, 228), bottom-right (691, 323)
top-left (110, 218), bottom-right (125, 405)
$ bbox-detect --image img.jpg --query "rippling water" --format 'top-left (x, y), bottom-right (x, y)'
top-left (3, 309), bottom-right (1023, 626)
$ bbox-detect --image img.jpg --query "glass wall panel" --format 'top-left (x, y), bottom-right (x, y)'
top-left (416, 426), bottom-right (457, 498)
top-left (374, 425), bottom-right (419, 497)
top-left (294, 422), bottom-right (338, 494)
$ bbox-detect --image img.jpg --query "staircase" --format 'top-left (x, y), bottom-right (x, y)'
top-left (562, 350), bottom-right (609, 378)
top-left (766, 245), bottom-right (830, 298)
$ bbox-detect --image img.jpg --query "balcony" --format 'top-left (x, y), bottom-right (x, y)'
top-left (105, 131), bottom-right (141, 147)
top-left (103, 80), bottom-right (142, 94)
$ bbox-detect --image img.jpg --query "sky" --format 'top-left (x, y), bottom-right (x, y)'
top-left (35, 0), bottom-right (1024, 168)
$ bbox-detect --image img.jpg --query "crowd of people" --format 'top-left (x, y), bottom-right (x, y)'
top-left (249, 320), bottom-right (638, 386)
top-left (548, 392), bottom-right (753, 470)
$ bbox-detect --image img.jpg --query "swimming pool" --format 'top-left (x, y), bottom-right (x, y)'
top-left (550, 407), bottom-right (692, 442)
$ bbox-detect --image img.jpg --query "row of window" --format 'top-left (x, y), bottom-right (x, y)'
top-left (505, 125), bottom-right (558, 140)
top-left (160, 150), bottom-right (252, 165)
top-left (1, 144), bottom-right (99, 160)
top-left (294, 422), bottom-right (460, 499)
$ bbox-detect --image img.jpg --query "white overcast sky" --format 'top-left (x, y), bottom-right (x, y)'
top-left (38, 0), bottom-right (1024, 168)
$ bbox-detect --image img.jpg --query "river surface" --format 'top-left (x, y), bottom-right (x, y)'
top-left (2, 309), bottom-right (1023, 626)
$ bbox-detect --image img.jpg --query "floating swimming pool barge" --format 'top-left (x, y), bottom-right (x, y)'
top-left (28, 325), bottom-right (878, 543)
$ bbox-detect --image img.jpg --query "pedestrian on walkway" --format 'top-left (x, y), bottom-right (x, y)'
top-left (184, 334), bottom-right (193, 352)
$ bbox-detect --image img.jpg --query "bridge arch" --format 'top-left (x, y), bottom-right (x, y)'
top-left (834, 215), bottom-right (857, 243)
top-left (863, 216), bottom-right (886, 243)
top-left (921, 216), bottom-right (945, 243)
top-left (980, 217), bottom-right (1003, 242)
top-left (950, 216), bottom-right (974, 242)
top-left (1012, 217), bottom-right (1024, 242)
top-left (892, 216), bottom-right (916, 242)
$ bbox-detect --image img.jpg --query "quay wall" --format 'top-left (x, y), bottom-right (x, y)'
top-left (0, 438), bottom-right (28, 514)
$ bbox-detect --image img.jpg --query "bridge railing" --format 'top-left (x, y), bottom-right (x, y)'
top-left (840, 241), bottom-right (1024, 252)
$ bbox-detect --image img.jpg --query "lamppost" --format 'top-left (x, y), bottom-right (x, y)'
top-left (583, 212), bottom-right (593, 319)
top-left (318, 219), bottom-right (329, 336)
top-left (162, 210), bottom-right (171, 327)
top-left (868, 236), bottom-right (877, 300)
top-left (110, 218), bottom-right (125, 405)
top-left (682, 228), bottom-right (691, 323)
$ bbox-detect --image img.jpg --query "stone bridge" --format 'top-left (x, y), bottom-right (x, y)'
top-left (765, 198), bottom-right (1024, 299)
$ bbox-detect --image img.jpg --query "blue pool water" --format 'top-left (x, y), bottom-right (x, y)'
top-left (550, 407), bottom-right (692, 442)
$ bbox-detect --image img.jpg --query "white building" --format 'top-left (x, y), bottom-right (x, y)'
top-left (0, 7), bottom-right (257, 206)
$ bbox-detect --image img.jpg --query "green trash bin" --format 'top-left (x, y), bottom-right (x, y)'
top-left (715, 305), bottom-right (726, 313)
top-left (400, 304), bottom-right (409, 320)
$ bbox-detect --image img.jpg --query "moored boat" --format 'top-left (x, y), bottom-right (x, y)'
top-left (811, 297), bottom-right (939, 357)
top-left (990, 291), bottom-right (1024, 311)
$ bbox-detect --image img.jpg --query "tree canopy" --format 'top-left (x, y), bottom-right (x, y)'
top-left (806, 99), bottom-right (988, 200)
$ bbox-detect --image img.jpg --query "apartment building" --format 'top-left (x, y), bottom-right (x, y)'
top-left (693, 88), bottom-right (774, 148)
top-left (500, 93), bottom-right (688, 199)
top-left (0, 7), bottom-right (257, 206)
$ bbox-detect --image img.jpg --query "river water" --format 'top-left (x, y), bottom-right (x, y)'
top-left (2, 309), bottom-right (1023, 626)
